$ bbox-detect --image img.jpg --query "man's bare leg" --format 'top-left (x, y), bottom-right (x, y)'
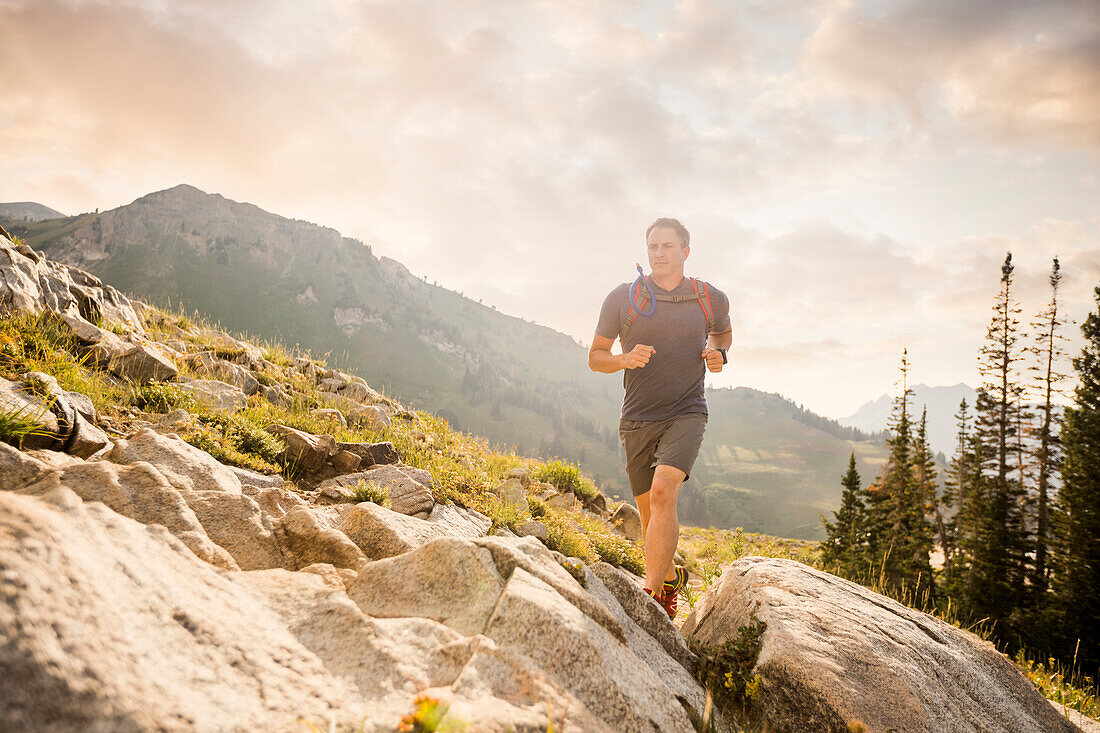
top-left (641, 465), bottom-right (685, 592)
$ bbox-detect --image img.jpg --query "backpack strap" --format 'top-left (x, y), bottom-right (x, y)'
top-left (622, 278), bottom-right (716, 339)
top-left (622, 277), bottom-right (651, 339)
top-left (691, 278), bottom-right (717, 333)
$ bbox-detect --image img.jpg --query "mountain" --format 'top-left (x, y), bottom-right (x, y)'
top-left (686, 387), bottom-right (887, 539)
top-left (0, 201), bottom-right (65, 222)
top-left (839, 383), bottom-right (978, 456)
top-left (2, 184), bottom-right (886, 538)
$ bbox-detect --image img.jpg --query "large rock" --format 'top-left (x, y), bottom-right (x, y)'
top-left (589, 561), bottom-right (695, 671)
top-left (337, 501), bottom-right (450, 560)
top-left (184, 491), bottom-right (285, 571)
top-left (583, 565), bottom-right (709, 723)
top-left (0, 235), bottom-right (143, 329)
top-left (107, 428), bottom-right (243, 494)
top-left (0, 488), bottom-right (365, 730)
top-left (492, 478), bottom-right (526, 511)
top-left (426, 502), bottom-right (493, 538)
top-left (16, 460), bottom-right (239, 571)
top-left (0, 484), bottom-right (713, 732)
top-left (347, 404), bottom-right (391, 431)
top-left (484, 567), bottom-right (699, 732)
top-left (0, 441), bottom-right (52, 491)
top-left (347, 538), bottom-right (506, 636)
top-left (176, 377), bottom-right (248, 411)
top-left (232, 569), bottom-right (471, 715)
top-left (610, 502), bottom-right (643, 542)
top-left (336, 440), bottom-right (399, 467)
top-left (186, 351), bottom-right (261, 395)
top-left (320, 464), bottom-right (434, 518)
top-left (108, 340), bottom-right (178, 384)
top-left (265, 423), bottom-right (338, 474)
top-left (681, 556), bottom-right (1081, 733)
top-left (273, 506), bottom-right (366, 570)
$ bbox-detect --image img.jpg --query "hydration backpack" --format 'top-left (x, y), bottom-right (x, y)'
top-left (621, 276), bottom-right (716, 339)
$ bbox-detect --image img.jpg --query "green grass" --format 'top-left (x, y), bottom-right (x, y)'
top-left (1015, 649), bottom-right (1099, 721)
top-left (349, 480), bottom-right (389, 505)
top-left (134, 382), bottom-right (196, 413)
top-left (533, 459), bottom-right (598, 499)
top-left (0, 400), bottom-right (53, 448)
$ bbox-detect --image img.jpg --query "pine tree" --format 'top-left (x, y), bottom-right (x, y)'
top-left (866, 350), bottom-right (935, 601)
top-left (1052, 285), bottom-right (1100, 674)
top-left (913, 407), bottom-right (942, 578)
top-left (942, 399), bottom-right (982, 597)
top-left (1027, 257), bottom-right (1068, 598)
top-left (822, 453), bottom-right (866, 579)
top-left (970, 253), bottom-right (1030, 634)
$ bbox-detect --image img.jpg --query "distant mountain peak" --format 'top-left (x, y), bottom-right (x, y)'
top-left (0, 201), bottom-right (66, 222)
top-left (840, 383), bottom-right (977, 455)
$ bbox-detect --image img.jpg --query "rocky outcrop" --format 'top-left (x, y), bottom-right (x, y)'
top-left (177, 376), bottom-right (248, 411)
top-left (1, 481), bottom-right (707, 731)
top-left (0, 233), bottom-right (143, 328)
top-left (186, 351), bottom-right (262, 395)
top-left (681, 556), bottom-right (1082, 733)
top-left (0, 375), bottom-right (110, 457)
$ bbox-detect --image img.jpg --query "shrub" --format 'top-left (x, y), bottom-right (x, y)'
top-left (350, 480), bottom-right (388, 505)
top-left (197, 413), bottom-right (282, 465)
top-left (527, 496), bottom-right (546, 518)
top-left (533, 459), bottom-right (597, 499)
top-left (576, 512), bottom-right (645, 575)
top-left (184, 427), bottom-right (279, 474)
top-left (690, 615), bottom-right (767, 723)
top-left (134, 382), bottom-right (195, 413)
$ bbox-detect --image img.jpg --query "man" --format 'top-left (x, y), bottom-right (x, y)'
top-left (588, 217), bottom-right (731, 618)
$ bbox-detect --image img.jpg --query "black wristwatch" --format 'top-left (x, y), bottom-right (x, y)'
top-left (718, 348), bottom-right (727, 364)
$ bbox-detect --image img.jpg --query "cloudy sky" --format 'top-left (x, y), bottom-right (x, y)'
top-left (2, 0), bottom-right (1098, 418)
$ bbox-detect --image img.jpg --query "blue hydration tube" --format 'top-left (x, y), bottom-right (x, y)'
top-left (628, 263), bottom-right (657, 317)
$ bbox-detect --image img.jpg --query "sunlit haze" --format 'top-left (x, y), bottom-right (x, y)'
top-left (2, 0), bottom-right (1098, 417)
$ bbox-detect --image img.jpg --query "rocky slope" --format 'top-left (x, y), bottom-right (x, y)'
top-left (1, 231), bottom-right (1088, 732)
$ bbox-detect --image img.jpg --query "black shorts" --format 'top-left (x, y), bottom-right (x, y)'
top-left (618, 413), bottom-right (707, 497)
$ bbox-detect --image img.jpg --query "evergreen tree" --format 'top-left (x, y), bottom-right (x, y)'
top-left (1052, 285), bottom-right (1100, 674)
top-left (1027, 257), bottom-right (1068, 597)
top-left (913, 407), bottom-right (942, 579)
top-left (866, 350), bottom-right (935, 601)
top-left (970, 253), bottom-right (1030, 634)
top-left (942, 399), bottom-right (984, 598)
top-left (822, 453), bottom-right (866, 579)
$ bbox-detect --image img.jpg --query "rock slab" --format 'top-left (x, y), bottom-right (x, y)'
top-left (681, 556), bottom-right (1082, 733)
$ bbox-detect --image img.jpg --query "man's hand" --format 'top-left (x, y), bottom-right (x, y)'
top-left (622, 344), bottom-right (656, 369)
top-left (702, 347), bottom-right (724, 373)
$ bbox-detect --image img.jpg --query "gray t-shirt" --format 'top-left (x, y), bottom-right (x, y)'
top-left (596, 276), bottom-right (731, 421)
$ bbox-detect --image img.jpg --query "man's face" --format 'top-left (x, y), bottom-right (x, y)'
top-left (646, 226), bottom-right (689, 276)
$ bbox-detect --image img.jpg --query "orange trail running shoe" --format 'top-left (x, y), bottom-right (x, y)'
top-left (660, 566), bottom-right (688, 619)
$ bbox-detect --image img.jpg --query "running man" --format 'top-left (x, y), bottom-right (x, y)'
top-left (588, 217), bottom-right (731, 617)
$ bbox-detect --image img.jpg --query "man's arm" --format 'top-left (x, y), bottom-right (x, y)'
top-left (589, 333), bottom-right (655, 374)
top-left (707, 327), bottom-right (732, 351)
top-left (701, 327), bottom-right (732, 373)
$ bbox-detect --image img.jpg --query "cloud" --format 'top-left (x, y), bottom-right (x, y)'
top-left (803, 0), bottom-right (1100, 150)
top-left (1, 0), bottom-right (1098, 418)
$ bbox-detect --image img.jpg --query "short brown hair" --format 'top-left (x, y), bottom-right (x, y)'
top-left (646, 217), bottom-right (689, 248)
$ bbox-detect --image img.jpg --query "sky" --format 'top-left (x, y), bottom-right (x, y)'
top-left (1, 0), bottom-right (1098, 418)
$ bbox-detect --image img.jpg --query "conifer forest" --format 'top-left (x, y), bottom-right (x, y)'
top-left (822, 254), bottom-right (1100, 685)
